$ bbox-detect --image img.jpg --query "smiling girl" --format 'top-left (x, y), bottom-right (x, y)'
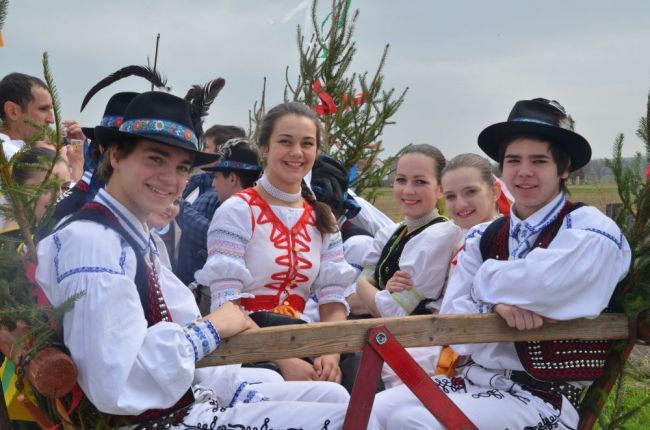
top-left (196, 102), bottom-right (356, 383)
top-left (353, 144), bottom-right (463, 318)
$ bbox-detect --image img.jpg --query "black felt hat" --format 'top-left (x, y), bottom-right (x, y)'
top-left (201, 138), bottom-right (262, 174)
top-left (311, 155), bottom-right (361, 218)
top-left (93, 91), bottom-right (218, 166)
top-left (478, 98), bottom-right (591, 171)
top-left (81, 92), bottom-right (138, 141)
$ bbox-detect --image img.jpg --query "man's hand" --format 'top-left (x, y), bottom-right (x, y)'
top-left (494, 304), bottom-right (544, 331)
top-left (386, 270), bottom-right (413, 293)
top-left (62, 120), bottom-right (86, 142)
top-left (203, 301), bottom-right (253, 339)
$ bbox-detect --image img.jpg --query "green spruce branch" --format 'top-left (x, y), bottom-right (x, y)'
top-left (252, 0), bottom-right (408, 199)
top-left (0, 0), bottom-right (8, 30)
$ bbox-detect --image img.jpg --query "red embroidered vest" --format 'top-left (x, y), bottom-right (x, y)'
top-left (59, 202), bottom-right (194, 424)
top-left (481, 201), bottom-right (611, 381)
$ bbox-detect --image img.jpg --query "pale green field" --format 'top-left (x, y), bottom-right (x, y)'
top-left (370, 183), bottom-right (621, 221)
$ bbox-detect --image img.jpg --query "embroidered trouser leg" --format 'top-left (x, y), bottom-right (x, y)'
top-left (173, 386), bottom-right (380, 430)
top-left (256, 380), bottom-right (350, 404)
top-left (372, 365), bottom-right (579, 430)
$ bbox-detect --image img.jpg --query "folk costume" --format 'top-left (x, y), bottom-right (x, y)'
top-left (35, 92), bottom-right (359, 429)
top-left (195, 181), bottom-right (357, 319)
top-left (361, 212), bottom-right (462, 318)
top-left (372, 98), bottom-right (632, 429)
top-left (360, 213), bottom-right (462, 389)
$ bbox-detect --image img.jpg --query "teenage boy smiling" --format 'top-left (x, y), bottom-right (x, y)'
top-left (371, 98), bottom-right (631, 430)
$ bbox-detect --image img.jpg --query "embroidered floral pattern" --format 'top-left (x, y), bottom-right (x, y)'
top-left (100, 114), bottom-right (124, 128)
top-left (119, 118), bottom-right (198, 149)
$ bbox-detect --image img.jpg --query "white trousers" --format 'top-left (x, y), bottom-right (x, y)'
top-left (372, 364), bottom-right (579, 430)
top-left (173, 385), bottom-right (369, 430)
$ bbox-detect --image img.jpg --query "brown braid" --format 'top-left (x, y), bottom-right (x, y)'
top-left (301, 180), bottom-right (338, 234)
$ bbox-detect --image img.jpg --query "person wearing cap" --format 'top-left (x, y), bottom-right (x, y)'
top-left (35, 92), bottom-right (364, 429)
top-left (371, 98), bottom-right (631, 429)
top-left (302, 155), bottom-right (373, 322)
top-left (41, 92), bottom-right (139, 237)
top-left (175, 125), bottom-right (248, 286)
top-left (187, 138), bottom-right (262, 313)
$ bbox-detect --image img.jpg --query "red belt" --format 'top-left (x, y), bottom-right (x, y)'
top-left (240, 294), bottom-right (306, 313)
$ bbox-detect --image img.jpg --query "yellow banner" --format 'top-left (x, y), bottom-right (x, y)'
top-left (2, 358), bottom-right (37, 422)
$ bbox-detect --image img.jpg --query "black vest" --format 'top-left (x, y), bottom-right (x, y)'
top-left (374, 216), bottom-right (447, 315)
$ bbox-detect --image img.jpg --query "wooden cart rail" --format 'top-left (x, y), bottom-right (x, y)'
top-left (197, 313), bottom-right (630, 367)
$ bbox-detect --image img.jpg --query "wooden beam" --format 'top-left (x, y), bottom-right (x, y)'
top-left (198, 313), bottom-right (629, 367)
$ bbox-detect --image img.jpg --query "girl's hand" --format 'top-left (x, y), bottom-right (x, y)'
top-left (386, 270), bottom-right (413, 293)
top-left (313, 353), bottom-right (342, 383)
top-left (276, 357), bottom-right (319, 381)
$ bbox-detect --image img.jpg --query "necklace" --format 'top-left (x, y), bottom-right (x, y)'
top-left (405, 210), bottom-right (438, 231)
top-left (259, 173), bottom-right (301, 203)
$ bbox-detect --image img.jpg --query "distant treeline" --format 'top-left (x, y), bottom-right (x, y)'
top-left (569, 157), bottom-right (648, 184)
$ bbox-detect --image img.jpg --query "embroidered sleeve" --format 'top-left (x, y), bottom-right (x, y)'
top-left (473, 207), bottom-right (632, 320)
top-left (313, 231), bottom-right (357, 314)
top-left (194, 197), bottom-right (255, 311)
top-left (360, 224), bottom-right (399, 279)
top-left (35, 222), bottom-right (197, 415)
top-left (182, 320), bottom-right (221, 362)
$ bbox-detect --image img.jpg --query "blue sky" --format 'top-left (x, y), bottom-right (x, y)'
top-left (2, 0), bottom-right (649, 159)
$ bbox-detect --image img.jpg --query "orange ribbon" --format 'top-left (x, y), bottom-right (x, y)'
top-left (267, 304), bottom-right (302, 319)
top-left (435, 346), bottom-right (460, 377)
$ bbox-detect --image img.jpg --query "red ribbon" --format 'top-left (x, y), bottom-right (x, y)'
top-left (312, 80), bottom-right (365, 116)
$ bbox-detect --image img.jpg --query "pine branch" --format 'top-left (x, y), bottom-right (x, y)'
top-left (0, 0), bottom-right (8, 30)
top-left (248, 77), bottom-right (267, 145)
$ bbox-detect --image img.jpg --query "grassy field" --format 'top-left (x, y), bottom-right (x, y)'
top-left (370, 182), bottom-right (622, 221)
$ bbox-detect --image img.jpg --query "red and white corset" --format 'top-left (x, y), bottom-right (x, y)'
top-left (196, 188), bottom-right (355, 318)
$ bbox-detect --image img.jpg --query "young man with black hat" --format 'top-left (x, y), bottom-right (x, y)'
top-left (371, 98), bottom-right (631, 429)
top-left (44, 92), bottom-right (139, 235)
top-left (35, 91), bottom-right (367, 429)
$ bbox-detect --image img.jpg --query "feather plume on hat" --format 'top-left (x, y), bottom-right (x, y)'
top-left (80, 65), bottom-right (170, 111)
top-left (184, 78), bottom-right (226, 148)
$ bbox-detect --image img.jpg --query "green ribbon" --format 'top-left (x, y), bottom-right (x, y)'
top-left (318, 0), bottom-right (352, 59)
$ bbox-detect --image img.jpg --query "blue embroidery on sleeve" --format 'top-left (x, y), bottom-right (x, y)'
top-left (54, 233), bottom-right (128, 283)
top-left (584, 228), bottom-right (624, 249)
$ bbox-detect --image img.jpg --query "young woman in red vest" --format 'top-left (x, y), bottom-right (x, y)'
top-left (195, 102), bottom-right (356, 383)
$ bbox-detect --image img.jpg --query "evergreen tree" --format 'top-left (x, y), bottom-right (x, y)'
top-left (251, 0), bottom-right (408, 200)
top-left (580, 90), bottom-right (650, 429)
top-left (0, 53), bottom-right (82, 428)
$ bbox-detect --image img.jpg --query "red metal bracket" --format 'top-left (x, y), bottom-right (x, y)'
top-left (343, 325), bottom-right (476, 429)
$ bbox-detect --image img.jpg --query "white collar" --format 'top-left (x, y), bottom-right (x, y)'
top-left (80, 169), bottom-right (93, 185)
top-left (94, 189), bottom-right (151, 254)
top-left (510, 193), bottom-right (566, 237)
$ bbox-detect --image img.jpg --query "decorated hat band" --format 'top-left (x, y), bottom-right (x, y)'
top-left (207, 160), bottom-right (261, 171)
top-left (100, 115), bottom-right (124, 129)
top-left (119, 118), bottom-right (199, 149)
top-left (511, 117), bottom-right (559, 128)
